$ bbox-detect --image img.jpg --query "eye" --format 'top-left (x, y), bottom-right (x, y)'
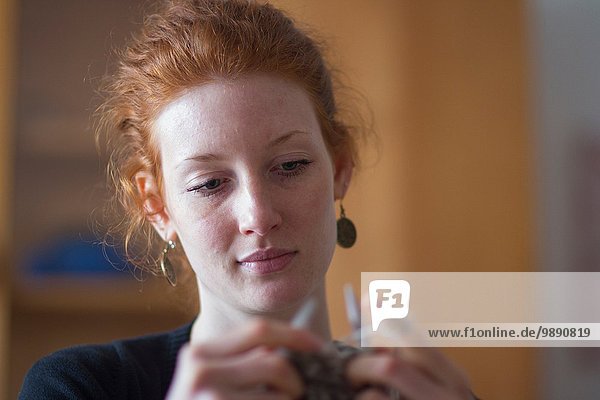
top-left (202, 178), bottom-right (221, 190)
top-left (187, 177), bottom-right (227, 197)
top-left (281, 160), bottom-right (303, 171)
top-left (274, 159), bottom-right (313, 177)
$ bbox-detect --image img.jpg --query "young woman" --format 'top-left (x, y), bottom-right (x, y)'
top-left (20, 1), bottom-right (474, 399)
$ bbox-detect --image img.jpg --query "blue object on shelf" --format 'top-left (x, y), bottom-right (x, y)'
top-left (23, 236), bottom-right (132, 277)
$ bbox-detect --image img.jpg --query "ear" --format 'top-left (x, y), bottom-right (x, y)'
top-left (134, 171), bottom-right (177, 242)
top-left (332, 148), bottom-right (354, 200)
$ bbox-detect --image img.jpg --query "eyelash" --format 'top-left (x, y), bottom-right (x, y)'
top-left (186, 159), bottom-right (313, 198)
top-left (187, 178), bottom-right (228, 198)
top-left (275, 159), bottom-right (313, 177)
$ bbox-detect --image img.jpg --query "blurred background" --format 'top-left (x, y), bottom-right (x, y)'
top-left (0, 0), bottom-right (599, 398)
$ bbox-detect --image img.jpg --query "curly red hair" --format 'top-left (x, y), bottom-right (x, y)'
top-left (96, 0), bottom-right (362, 274)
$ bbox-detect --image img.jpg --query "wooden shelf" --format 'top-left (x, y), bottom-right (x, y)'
top-left (12, 276), bottom-right (197, 316)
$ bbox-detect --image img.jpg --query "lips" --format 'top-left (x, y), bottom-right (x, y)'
top-left (238, 248), bottom-right (297, 274)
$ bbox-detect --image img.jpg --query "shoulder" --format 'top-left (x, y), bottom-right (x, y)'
top-left (18, 322), bottom-right (193, 400)
top-left (19, 344), bottom-right (126, 400)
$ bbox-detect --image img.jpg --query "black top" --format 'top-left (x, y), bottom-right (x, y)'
top-left (19, 323), bottom-right (480, 400)
top-left (18, 322), bottom-right (192, 400)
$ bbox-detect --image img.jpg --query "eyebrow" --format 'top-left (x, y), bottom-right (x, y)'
top-left (268, 129), bottom-right (311, 148)
top-left (178, 130), bottom-right (311, 167)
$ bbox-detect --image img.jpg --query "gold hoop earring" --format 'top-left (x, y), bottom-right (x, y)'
top-left (336, 202), bottom-right (357, 248)
top-left (160, 240), bottom-right (177, 287)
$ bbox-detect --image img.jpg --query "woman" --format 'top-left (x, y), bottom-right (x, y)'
top-left (20, 0), bottom-right (474, 399)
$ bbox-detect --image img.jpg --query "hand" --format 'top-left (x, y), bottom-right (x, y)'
top-left (346, 347), bottom-right (473, 400)
top-left (165, 319), bottom-right (323, 400)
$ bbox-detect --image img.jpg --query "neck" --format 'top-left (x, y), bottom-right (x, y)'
top-left (190, 282), bottom-right (332, 344)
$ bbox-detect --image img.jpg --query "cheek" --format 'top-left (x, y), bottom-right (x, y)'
top-left (168, 196), bottom-right (235, 263)
top-left (311, 179), bottom-right (335, 218)
top-left (295, 172), bottom-right (337, 250)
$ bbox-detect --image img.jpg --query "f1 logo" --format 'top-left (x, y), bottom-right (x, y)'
top-left (369, 280), bottom-right (411, 331)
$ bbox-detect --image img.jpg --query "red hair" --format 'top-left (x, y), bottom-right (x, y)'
top-left (97, 0), bottom-right (361, 274)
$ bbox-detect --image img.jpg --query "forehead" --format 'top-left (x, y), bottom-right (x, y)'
top-left (151, 74), bottom-right (321, 153)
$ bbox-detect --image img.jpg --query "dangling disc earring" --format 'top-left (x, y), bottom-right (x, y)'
top-left (336, 202), bottom-right (357, 248)
top-left (160, 240), bottom-right (177, 286)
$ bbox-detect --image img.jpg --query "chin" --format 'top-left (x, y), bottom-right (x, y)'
top-left (247, 279), bottom-right (318, 315)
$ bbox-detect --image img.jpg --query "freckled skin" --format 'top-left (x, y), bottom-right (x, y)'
top-left (153, 74), bottom-right (344, 318)
top-left (151, 75), bottom-right (470, 400)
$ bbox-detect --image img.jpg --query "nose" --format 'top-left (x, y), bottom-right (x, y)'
top-left (236, 179), bottom-right (282, 237)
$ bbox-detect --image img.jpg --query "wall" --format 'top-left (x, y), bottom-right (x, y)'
top-left (403, 3), bottom-right (535, 398)
top-left (0, 0), bottom-right (15, 398)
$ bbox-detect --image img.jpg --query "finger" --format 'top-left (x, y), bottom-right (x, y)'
top-left (192, 319), bottom-right (323, 357)
top-left (383, 347), bottom-right (470, 390)
top-left (355, 388), bottom-right (391, 400)
top-left (187, 347), bottom-right (304, 398)
top-left (167, 344), bottom-right (202, 399)
top-left (193, 388), bottom-right (292, 400)
top-left (347, 353), bottom-right (466, 400)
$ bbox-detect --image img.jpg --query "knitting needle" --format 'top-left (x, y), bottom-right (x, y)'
top-left (343, 283), bottom-right (363, 346)
top-left (290, 296), bottom-right (317, 329)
